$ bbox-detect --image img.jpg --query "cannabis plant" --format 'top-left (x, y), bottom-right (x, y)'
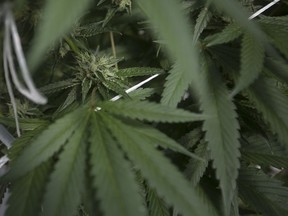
top-left (1, 0), bottom-right (288, 216)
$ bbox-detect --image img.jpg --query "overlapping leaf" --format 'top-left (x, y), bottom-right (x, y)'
top-left (199, 58), bottom-right (240, 215)
top-left (100, 100), bottom-right (206, 123)
top-left (247, 77), bottom-right (288, 150)
top-left (100, 112), bottom-right (212, 216)
top-left (117, 67), bottom-right (162, 78)
top-left (137, 0), bottom-right (199, 107)
top-left (89, 114), bottom-right (146, 216)
top-left (239, 168), bottom-right (288, 216)
top-left (5, 107), bottom-right (87, 179)
top-left (231, 32), bottom-right (265, 97)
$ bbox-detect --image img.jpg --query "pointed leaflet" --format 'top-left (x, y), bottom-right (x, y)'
top-left (161, 66), bottom-right (188, 108)
top-left (89, 114), bottom-right (146, 216)
top-left (212, 0), bottom-right (264, 42)
top-left (122, 122), bottom-right (202, 159)
top-left (146, 186), bottom-right (170, 216)
top-left (99, 100), bottom-right (206, 123)
top-left (116, 67), bottom-right (163, 78)
top-left (6, 107), bottom-right (87, 179)
top-left (247, 77), bottom-right (288, 150)
top-left (42, 115), bottom-right (88, 216)
top-left (204, 23), bottom-right (242, 47)
top-left (239, 168), bottom-right (288, 216)
top-left (199, 58), bottom-right (240, 215)
top-left (6, 161), bottom-right (51, 216)
top-left (28, 0), bottom-right (92, 69)
top-left (100, 113), bottom-right (212, 216)
top-left (193, 5), bottom-right (212, 44)
top-left (137, 0), bottom-right (199, 108)
top-left (185, 140), bottom-right (210, 186)
top-left (231, 32), bottom-right (265, 97)
top-left (39, 79), bottom-right (77, 95)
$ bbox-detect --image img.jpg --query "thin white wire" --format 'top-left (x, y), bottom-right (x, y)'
top-left (249, 0), bottom-right (280, 20)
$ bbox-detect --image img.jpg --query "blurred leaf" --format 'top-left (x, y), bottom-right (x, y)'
top-left (138, 0), bottom-right (199, 107)
top-left (28, 0), bottom-right (92, 69)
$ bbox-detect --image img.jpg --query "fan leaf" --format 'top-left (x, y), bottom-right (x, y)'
top-left (5, 107), bottom-right (87, 179)
top-left (100, 113), bottom-right (212, 216)
top-left (89, 114), bottom-right (146, 216)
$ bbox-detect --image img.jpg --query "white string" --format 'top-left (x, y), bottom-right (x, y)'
top-left (2, 4), bottom-right (48, 136)
top-left (110, 74), bottom-right (159, 101)
top-left (249, 0), bottom-right (280, 20)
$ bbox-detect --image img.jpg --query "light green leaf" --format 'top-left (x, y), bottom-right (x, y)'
top-left (117, 67), bottom-right (163, 78)
top-left (42, 117), bottom-right (88, 216)
top-left (193, 5), bottom-right (212, 43)
top-left (5, 107), bottom-right (87, 179)
top-left (161, 66), bottom-right (189, 108)
top-left (6, 161), bottom-right (51, 216)
top-left (247, 77), bottom-right (288, 150)
top-left (100, 113), bottom-right (212, 216)
top-left (39, 79), bottom-right (78, 95)
top-left (239, 168), bottom-right (288, 216)
top-left (212, 0), bottom-right (264, 41)
top-left (100, 100), bottom-right (206, 123)
top-left (199, 58), bottom-right (240, 215)
top-left (137, 0), bottom-right (199, 107)
top-left (231, 32), bottom-right (265, 97)
top-left (204, 23), bottom-right (242, 47)
top-left (89, 114), bottom-right (146, 216)
top-left (28, 0), bottom-right (92, 69)
top-left (146, 186), bottom-right (170, 216)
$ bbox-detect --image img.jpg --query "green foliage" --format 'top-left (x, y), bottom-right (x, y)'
top-left (1, 1), bottom-right (288, 216)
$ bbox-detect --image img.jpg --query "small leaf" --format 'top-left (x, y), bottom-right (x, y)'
top-left (193, 5), bottom-right (212, 43)
top-left (82, 78), bottom-right (92, 102)
top-left (185, 140), bottom-right (210, 186)
top-left (56, 86), bottom-right (78, 113)
top-left (117, 67), bottom-right (163, 78)
top-left (204, 23), bottom-right (242, 47)
top-left (89, 114), bottom-right (146, 216)
top-left (161, 66), bottom-right (190, 108)
top-left (100, 100), bottom-right (206, 123)
top-left (5, 107), bottom-right (87, 179)
top-left (231, 32), bottom-right (265, 97)
top-left (42, 116), bottom-right (88, 216)
top-left (39, 79), bottom-right (78, 95)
